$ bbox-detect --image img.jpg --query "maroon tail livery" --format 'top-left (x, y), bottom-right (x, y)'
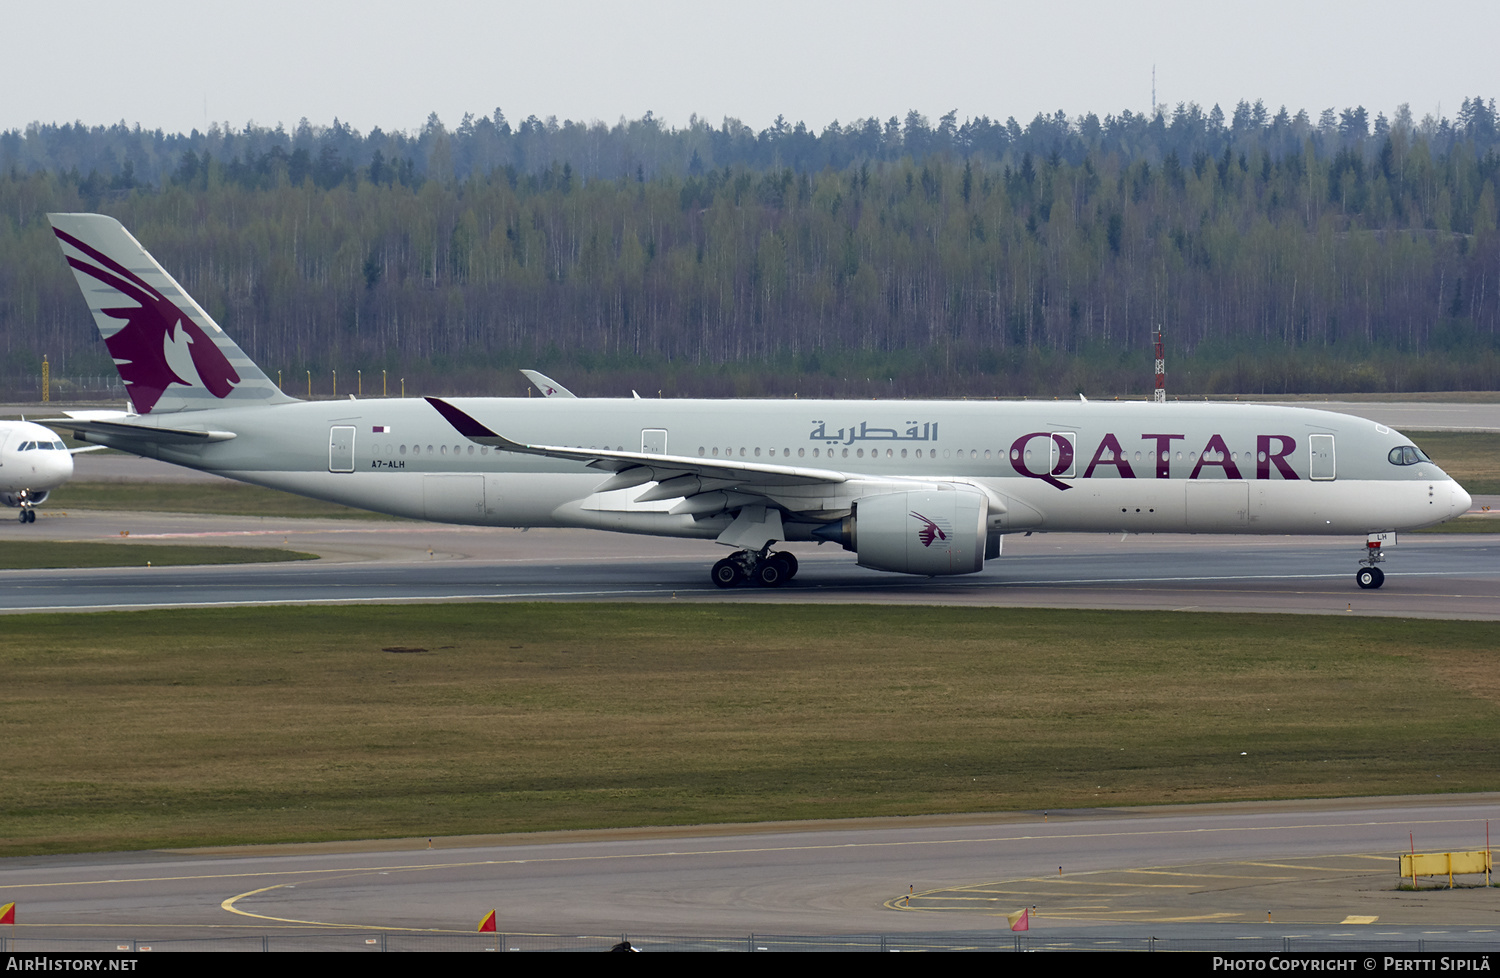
top-left (53, 226), bottom-right (239, 413)
top-left (48, 214), bottom-right (291, 414)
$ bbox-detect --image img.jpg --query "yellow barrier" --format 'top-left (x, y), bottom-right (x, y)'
top-left (1399, 850), bottom-right (1492, 888)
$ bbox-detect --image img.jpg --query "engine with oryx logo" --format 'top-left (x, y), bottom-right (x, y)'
top-left (814, 489), bottom-right (989, 575)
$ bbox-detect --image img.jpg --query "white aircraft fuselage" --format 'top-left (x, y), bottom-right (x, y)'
top-left (80, 395), bottom-right (1467, 541)
top-left (44, 212), bottom-right (1472, 588)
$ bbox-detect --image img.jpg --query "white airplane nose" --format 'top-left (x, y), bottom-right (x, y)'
top-left (37, 450), bottom-right (73, 488)
top-left (1453, 483), bottom-right (1473, 516)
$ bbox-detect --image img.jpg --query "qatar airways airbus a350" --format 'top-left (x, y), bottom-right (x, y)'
top-left (46, 213), bottom-right (1471, 589)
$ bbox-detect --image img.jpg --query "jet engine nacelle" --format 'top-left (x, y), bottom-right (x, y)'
top-left (817, 488), bottom-right (988, 575)
top-left (1, 490), bottom-right (47, 508)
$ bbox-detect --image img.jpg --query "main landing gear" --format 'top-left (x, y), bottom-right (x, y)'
top-left (711, 547), bottom-right (800, 589)
top-left (1356, 539), bottom-right (1386, 589)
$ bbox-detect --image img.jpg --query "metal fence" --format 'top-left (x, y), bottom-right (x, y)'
top-left (5, 376), bottom-right (127, 401)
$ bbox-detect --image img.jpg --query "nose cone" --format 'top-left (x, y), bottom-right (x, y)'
top-left (40, 449), bottom-right (73, 489)
top-left (1452, 482), bottom-right (1473, 518)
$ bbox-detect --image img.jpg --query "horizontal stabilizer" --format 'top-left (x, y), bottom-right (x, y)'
top-left (45, 417), bottom-right (237, 445)
top-left (61, 410), bottom-right (134, 421)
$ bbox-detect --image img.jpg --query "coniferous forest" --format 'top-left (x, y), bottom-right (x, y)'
top-left (3, 99), bottom-right (1499, 399)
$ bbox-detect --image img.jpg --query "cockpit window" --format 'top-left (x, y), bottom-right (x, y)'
top-left (1388, 445), bottom-right (1429, 465)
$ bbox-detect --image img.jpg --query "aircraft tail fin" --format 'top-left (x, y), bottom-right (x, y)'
top-left (48, 213), bottom-right (296, 415)
top-left (520, 369), bottom-right (576, 398)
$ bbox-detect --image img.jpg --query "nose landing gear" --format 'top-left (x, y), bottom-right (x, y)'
top-left (1356, 540), bottom-right (1386, 589)
top-left (14, 489), bottom-right (37, 524)
top-left (710, 547), bottom-right (799, 589)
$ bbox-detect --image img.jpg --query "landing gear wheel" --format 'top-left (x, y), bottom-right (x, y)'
top-left (19, 509), bottom-right (34, 524)
top-left (770, 551), bottom-right (798, 579)
top-left (711, 558), bottom-right (743, 588)
top-left (1356, 567), bottom-right (1384, 589)
top-left (754, 558), bottom-right (789, 588)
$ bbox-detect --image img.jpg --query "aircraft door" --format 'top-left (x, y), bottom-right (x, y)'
top-left (329, 425), bottom-right (356, 473)
top-left (1309, 434), bottom-right (1336, 481)
top-left (641, 429), bottom-right (667, 455)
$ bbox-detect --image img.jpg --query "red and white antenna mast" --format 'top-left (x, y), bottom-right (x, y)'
top-left (1153, 328), bottom-right (1166, 403)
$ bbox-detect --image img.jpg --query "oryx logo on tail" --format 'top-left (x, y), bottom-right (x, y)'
top-left (52, 227), bottom-right (240, 414)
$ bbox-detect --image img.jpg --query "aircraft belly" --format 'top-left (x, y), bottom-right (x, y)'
top-left (1042, 480), bottom-right (1188, 532)
top-left (1252, 479), bottom-right (1449, 533)
top-left (989, 478), bottom-right (1444, 535)
top-left (1176, 480), bottom-right (1437, 534)
top-left (220, 471), bottom-right (596, 527)
top-left (549, 499), bottom-right (728, 539)
top-left (422, 474), bottom-right (485, 523)
top-left (1185, 481), bottom-right (1249, 531)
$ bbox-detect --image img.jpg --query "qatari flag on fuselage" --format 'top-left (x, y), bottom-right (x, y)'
top-left (372, 426), bottom-right (392, 433)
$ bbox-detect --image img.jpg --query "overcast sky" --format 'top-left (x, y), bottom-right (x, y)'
top-left (5, 1), bottom-right (1496, 136)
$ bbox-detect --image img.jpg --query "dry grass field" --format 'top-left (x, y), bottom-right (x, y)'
top-left (2, 604), bottom-right (1496, 856)
top-left (0, 541), bottom-right (315, 569)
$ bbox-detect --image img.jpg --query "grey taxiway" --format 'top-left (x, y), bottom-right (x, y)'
top-left (4, 504), bottom-right (1498, 619)
top-left (3, 796), bottom-right (1498, 943)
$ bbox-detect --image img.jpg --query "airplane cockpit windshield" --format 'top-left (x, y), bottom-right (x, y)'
top-left (1388, 445), bottom-right (1431, 466)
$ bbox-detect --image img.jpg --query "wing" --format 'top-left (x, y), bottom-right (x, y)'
top-left (425, 396), bottom-right (851, 516)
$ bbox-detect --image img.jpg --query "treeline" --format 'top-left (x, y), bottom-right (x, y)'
top-left (7, 99), bottom-right (1500, 189)
top-left (2, 102), bottom-right (1499, 399)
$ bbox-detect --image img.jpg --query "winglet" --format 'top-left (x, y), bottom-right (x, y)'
top-left (520, 369), bottom-right (575, 398)
top-left (424, 397), bottom-right (536, 456)
top-left (424, 397), bottom-right (501, 440)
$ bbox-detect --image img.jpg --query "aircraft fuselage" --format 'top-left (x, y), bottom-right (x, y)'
top-left (71, 396), bottom-right (1469, 540)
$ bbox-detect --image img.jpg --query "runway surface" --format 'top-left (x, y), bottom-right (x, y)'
top-left (4, 507), bottom-right (1498, 618)
top-left (3, 796), bottom-right (1498, 941)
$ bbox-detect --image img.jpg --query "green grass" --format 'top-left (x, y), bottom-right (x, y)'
top-left (1401, 431), bottom-right (1500, 496)
top-left (1410, 517), bottom-right (1500, 534)
top-left (1, 604), bottom-right (1497, 856)
top-left (0, 541), bottom-right (317, 569)
top-left (46, 481), bottom-right (405, 519)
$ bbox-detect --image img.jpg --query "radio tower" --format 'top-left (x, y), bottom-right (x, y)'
top-left (1153, 328), bottom-right (1166, 403)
